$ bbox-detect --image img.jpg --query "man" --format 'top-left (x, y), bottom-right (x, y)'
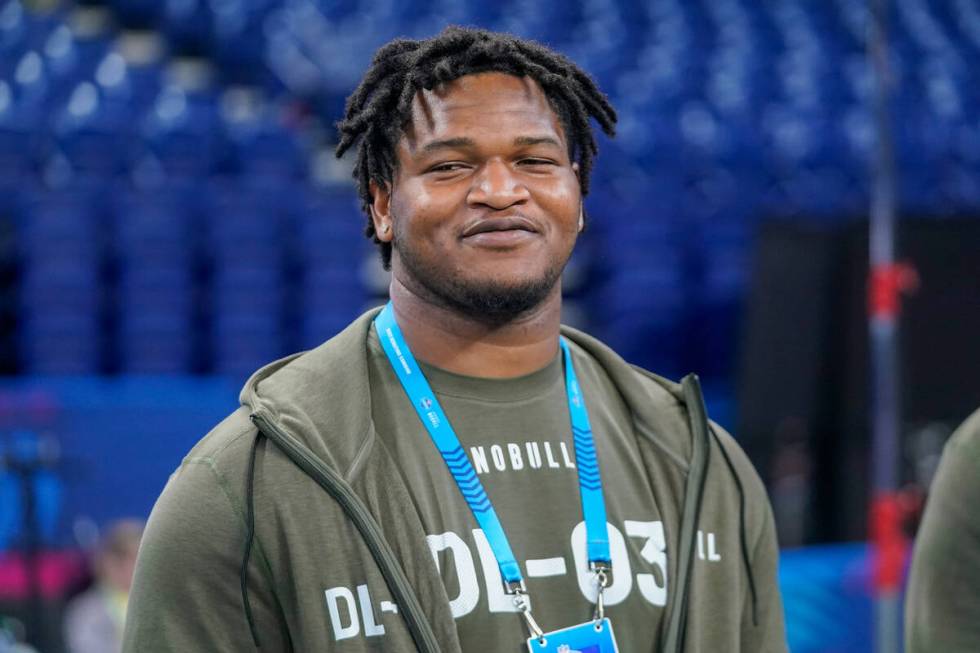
top-left (124, 27), bottom-right (786, 652)
top-left (905, 408), bottom-right (980, 651)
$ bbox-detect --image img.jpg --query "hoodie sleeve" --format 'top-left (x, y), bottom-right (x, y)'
top-left (122, 433), bottom-right (291, 652)
top-left (905, 408), bottom-right (980, 652)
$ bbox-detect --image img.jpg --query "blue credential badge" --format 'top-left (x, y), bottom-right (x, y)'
top-left (526, 619), bottom-right (619, 653)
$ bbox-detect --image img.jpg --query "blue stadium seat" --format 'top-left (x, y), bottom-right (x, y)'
top-left (295, 186), bottom-right (370, 347)
top-left (117, 265), bottom-right (194, 373)
top-left (54, 81), bottom-right (135, 175)
top-left (109, 0), bottom-right (165, 28)
top-left (20, 313), bottom-right (101, 373)
top-left (119, 313), bottom-right (193, 374)
top-left (160, 0), bottom-right (214, 54)
top-left (225, 112), bottom-right (307, 179)
top-left (17, 181), bottom-right (107, 373)
top-left (141, 83), bottom-right (225, 177)
top-left (0, 80), bottom-right (44, 175)
top-left (203, 178), bottom-right (291, 375)
top-left (943, 160), bottom-right (980, 210)
top-left (304, 267), bottom-right (366, 315)
top-left (212, 313), bottom-right (284, 378)
top-left (297, 194), bottom-right (366, 269)
top-left (21, 261), bottom-right (99, 311)
top-left (20, 186), bottom-right (106, 261)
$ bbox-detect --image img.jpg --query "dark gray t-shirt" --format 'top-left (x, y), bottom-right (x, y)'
top-left (368, 330), bottom-right (668, 651)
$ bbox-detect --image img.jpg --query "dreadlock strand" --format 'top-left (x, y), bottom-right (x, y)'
top-left (342, 42), bottom-right (417, 116)
top-left (513, 40), bottom-right (617, 135)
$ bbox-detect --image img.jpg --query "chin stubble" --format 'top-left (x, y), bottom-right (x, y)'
top-left (394, 230), bottom-right (567, 326)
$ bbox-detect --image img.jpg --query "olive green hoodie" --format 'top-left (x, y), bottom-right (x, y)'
top-left (123, 308), bottom-right (786, 652)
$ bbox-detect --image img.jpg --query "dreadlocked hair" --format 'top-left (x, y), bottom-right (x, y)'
top-left (335, 25), bottom-right (617, 269)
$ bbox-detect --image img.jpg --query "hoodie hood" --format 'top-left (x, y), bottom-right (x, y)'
top-left (241, 309), bottom-right (382, 480)
top-left (240, 306), bottom-right (694, 481)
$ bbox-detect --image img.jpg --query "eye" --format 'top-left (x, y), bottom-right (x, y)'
top-left (518, 158), bottom-right (556, 167)
top-left (428, 162), bottom-right (468, 173)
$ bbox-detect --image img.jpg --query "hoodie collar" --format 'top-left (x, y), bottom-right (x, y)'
top-left (240, 306), bottom-right (690, 479)
top-left (240, 308), bottom-right (383, 478)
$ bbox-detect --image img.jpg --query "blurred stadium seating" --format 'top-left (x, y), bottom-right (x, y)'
top-left (0, 0), bottom-right (976, 383)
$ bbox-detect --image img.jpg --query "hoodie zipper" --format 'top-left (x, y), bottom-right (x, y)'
top-left (250, 412), bottom-right (443, 653)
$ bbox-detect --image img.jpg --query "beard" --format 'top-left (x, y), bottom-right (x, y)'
top-left (392, 228), bottom-right (569, 327)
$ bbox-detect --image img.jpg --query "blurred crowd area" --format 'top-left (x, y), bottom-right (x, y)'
top-left (1, 0), bottom-right (980, 651)
top-left (1, 518), bottom-right (142, 653)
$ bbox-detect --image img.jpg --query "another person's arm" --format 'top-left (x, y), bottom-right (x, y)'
top-left (905, 408), bottom-right (980, 652)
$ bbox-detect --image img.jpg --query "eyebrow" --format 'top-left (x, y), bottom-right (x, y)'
top-left (513, 136), bottom-right (562, 148)
top-left (421, 137), bottom-right (476, 153)
top-left (419, 135), bottom-right (562, 154)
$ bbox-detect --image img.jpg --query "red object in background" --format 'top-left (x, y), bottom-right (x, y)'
top-left (0, 551), bottom-right (86, 600)
top-left (870, 492), bottom-right (911, 591)
top-left (868, 262), bottom-right (919, 320)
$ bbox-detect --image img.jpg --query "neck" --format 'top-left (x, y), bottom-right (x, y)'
top-left (387, 277), bottom-right (562, 379)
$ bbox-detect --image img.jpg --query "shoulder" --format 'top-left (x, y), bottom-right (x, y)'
top-left (706, 420), bottom-right (773, 547)
top-left (923, 407), bottom-right (980, 513)
top-left (709, 421), bottom-right (768, 500)
top-left (134, 407), bottom-right (260, 555)
top-left (943, 406), bottom-right (980, 460)
top-left (127, 413), bottom-right (291, 651)
top-left (147, 408), bottom-right (258, 514)
top-left (924, 407), bottom-right (980, 514)
top-left (132, 409), bottom-right (269, 613)
top-left (183, 406), bottom-right (258, 471)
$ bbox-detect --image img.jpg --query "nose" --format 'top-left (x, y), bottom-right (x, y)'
top-left (467, 158), bottom-right (529, 210)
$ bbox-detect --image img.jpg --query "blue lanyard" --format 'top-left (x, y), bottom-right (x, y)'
top-left (374, 302), bottom-right (610, 592)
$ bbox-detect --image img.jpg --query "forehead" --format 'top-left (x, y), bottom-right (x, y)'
top-left (402, 72), bottom-right (566, 149)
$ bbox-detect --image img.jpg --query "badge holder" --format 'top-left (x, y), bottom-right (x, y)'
top-left (526, 618), bottom-right (619, 653)
top-left (520, 564), bottom-right (620, 653)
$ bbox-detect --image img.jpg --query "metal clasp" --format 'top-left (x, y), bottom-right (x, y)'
top-left (503, 579), bottom-right (527, 595)
top-left (590, 561), bottom-right (611, 623)
top-left (511, 589), bottom-right (545, 642)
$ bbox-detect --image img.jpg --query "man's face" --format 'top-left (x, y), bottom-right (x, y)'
top-left (371, 72), bottom-right (582, 323)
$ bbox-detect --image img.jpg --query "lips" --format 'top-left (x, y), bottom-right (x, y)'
top-left (461, 216), bottom-right (538, 238)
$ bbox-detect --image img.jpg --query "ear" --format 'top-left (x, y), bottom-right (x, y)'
top-left (368, 180), bottom-right (393, 243)
top-left (578, 204), bottom-right (585, 232)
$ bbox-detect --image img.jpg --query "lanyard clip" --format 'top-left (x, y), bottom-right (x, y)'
top-left (503, 579), bottom-right (527, 595)
top-left (510, 587), bottom-right (545, 642)
top-left (590, 561), bottom-right (611, 622)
